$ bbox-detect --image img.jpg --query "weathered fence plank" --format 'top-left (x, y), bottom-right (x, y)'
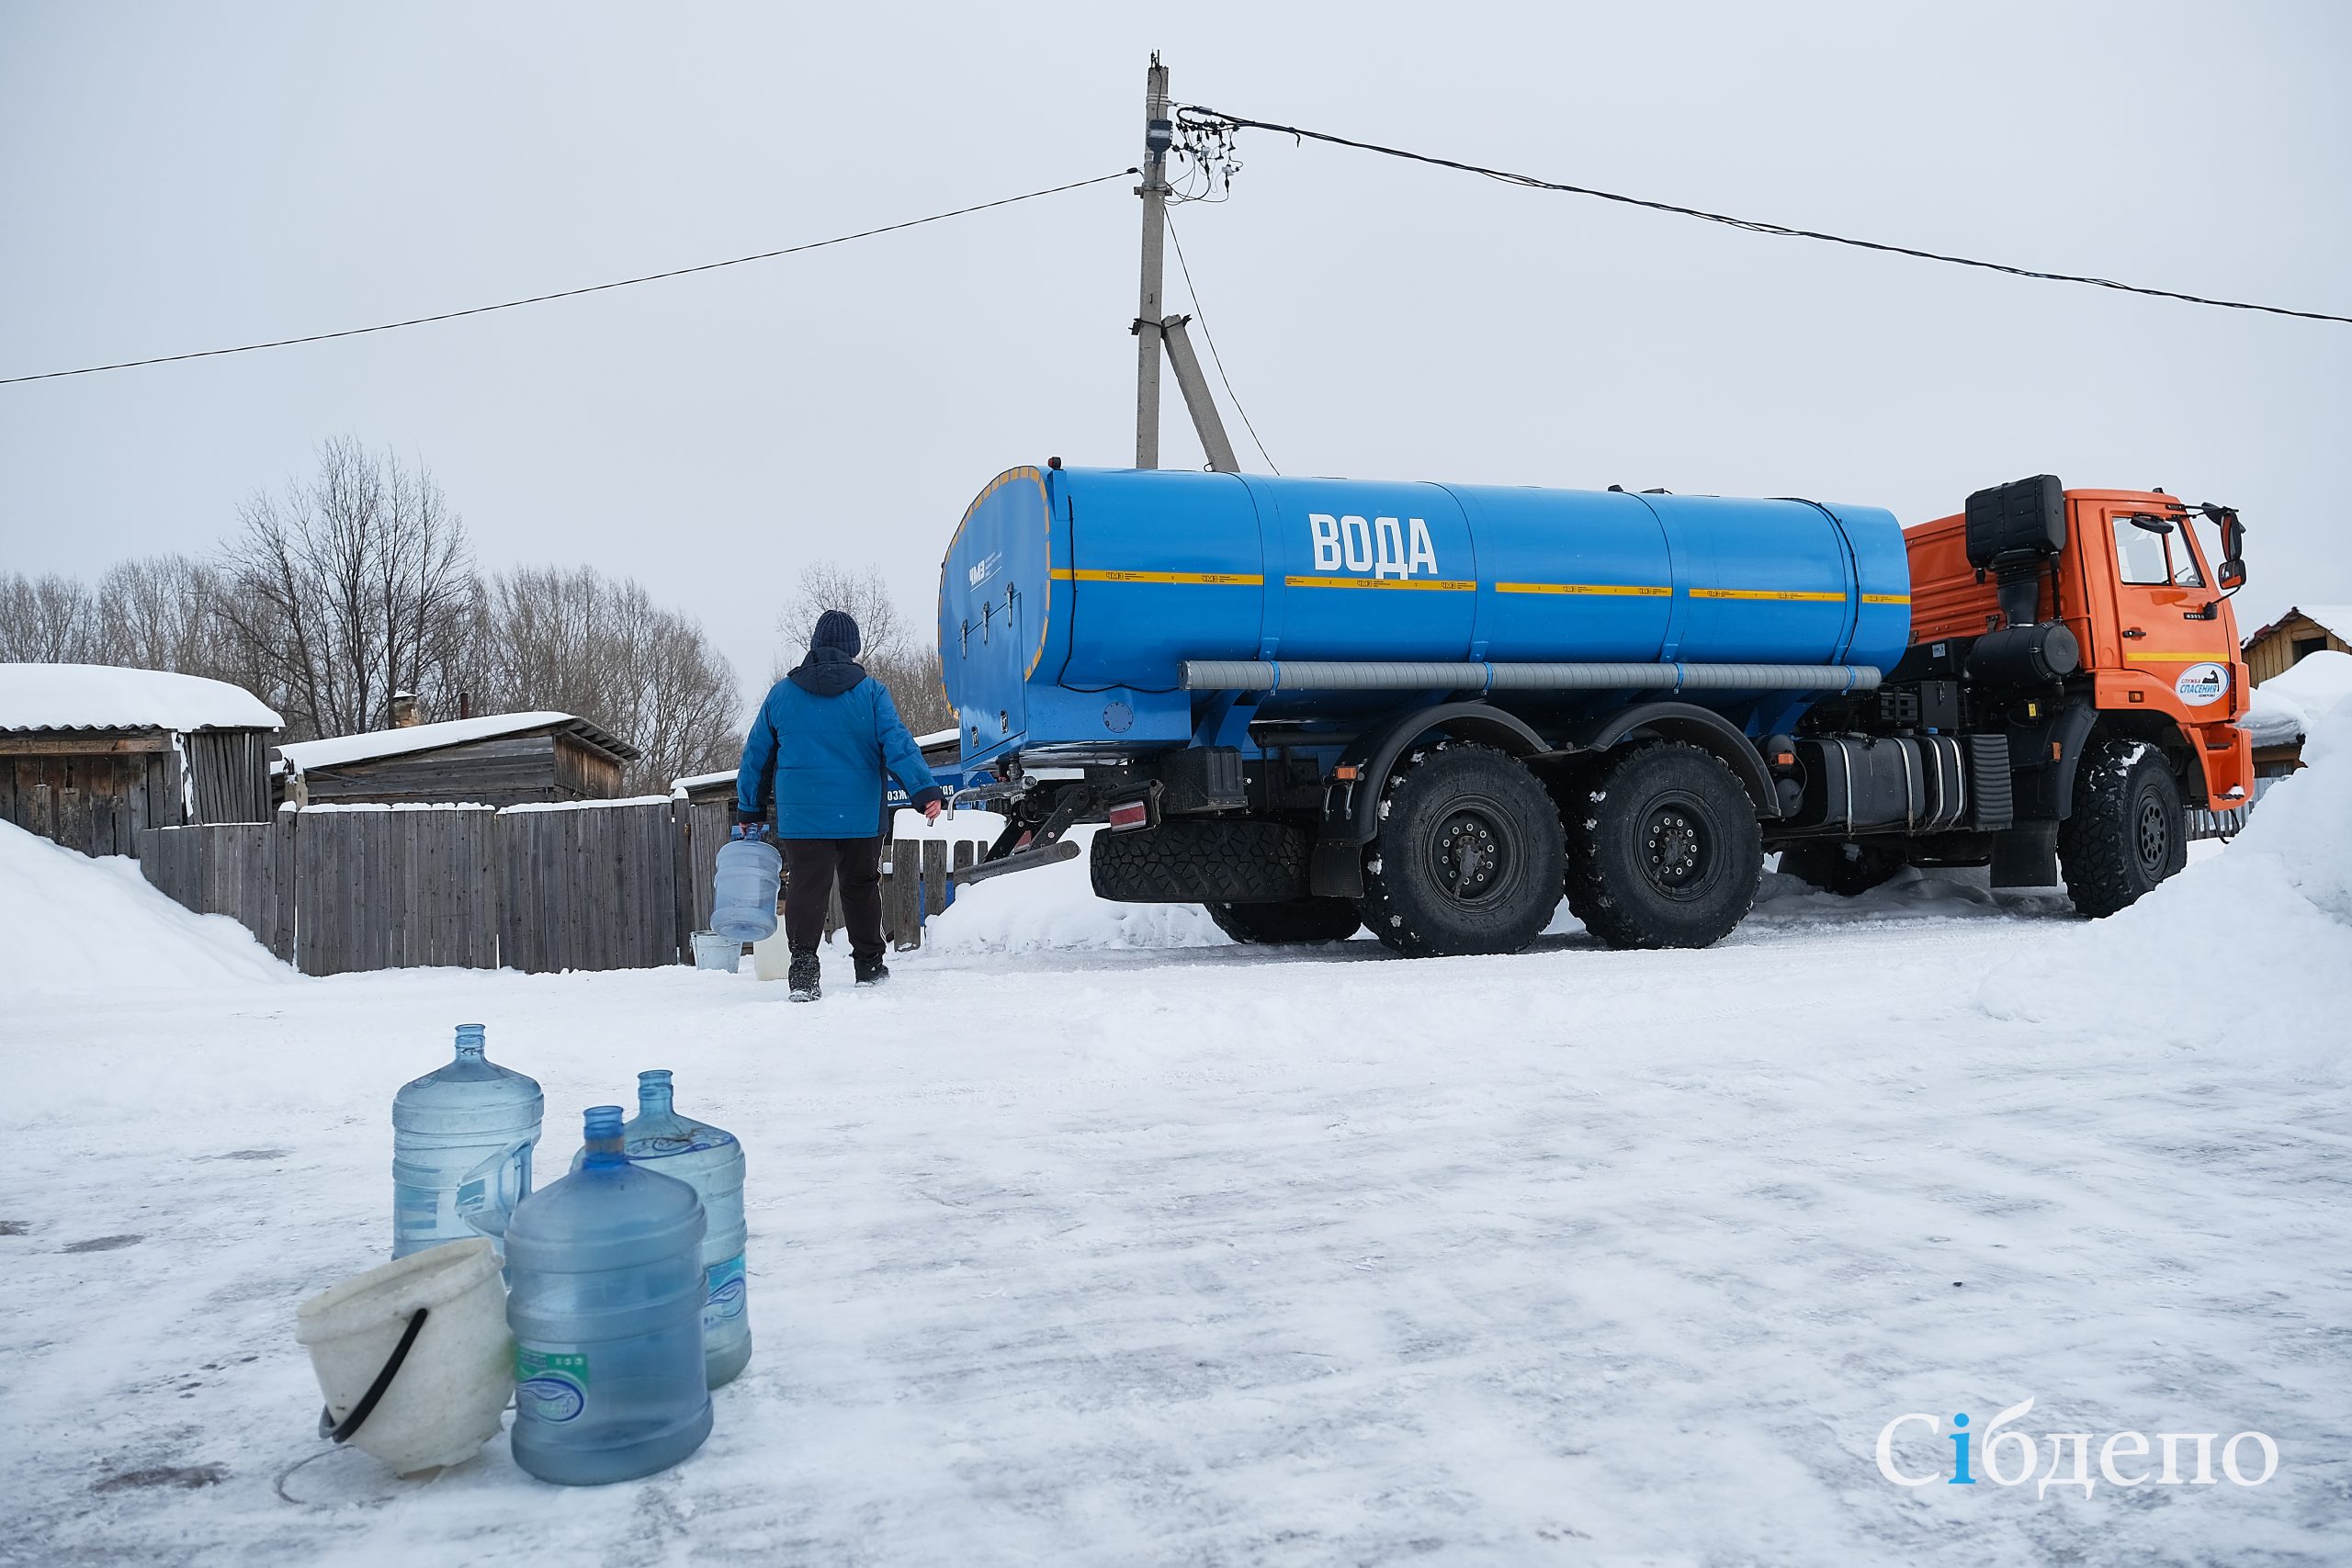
top-left (143, 799), bottom-right (685, 977)
top-left (921, 840), bottom-right (949, 918)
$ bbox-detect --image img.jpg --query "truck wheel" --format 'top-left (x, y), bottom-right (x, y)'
top-left (1778, 840), bottom-right (1906, 897)
top-left (1565, 741), bottom-right (1762, 949)
top-left (1357, 743), bottom-right (1566, 957)
top-left (2057, 738), bottom-right (2187, 918)
top-left (1206, 898), bottom-right (1363, 945)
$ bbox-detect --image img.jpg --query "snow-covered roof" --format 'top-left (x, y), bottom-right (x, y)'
top-left (671, 768), bottom-right (739, 797)
top-left (913, 728), bottom-right (959, 750)
top-left (2244, 604), bottom-right (2352, 648)
top-left (0, 662), bottom-right (282, 733)
top-left (277, 710), bottom-right (639, 773)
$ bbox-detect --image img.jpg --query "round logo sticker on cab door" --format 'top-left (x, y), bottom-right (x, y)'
top-left (2175, 661), bottom-right (2229, 706)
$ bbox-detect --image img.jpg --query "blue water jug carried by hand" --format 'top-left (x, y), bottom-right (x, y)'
top-left (711, 834), bottom-right (781, 943)
top-left (571, 1070), bottom-right (752, 1387)
top-left (392, 1024), bottom-right (543, 1258)
top-left (508, 1106), bottom-right (714, 1485)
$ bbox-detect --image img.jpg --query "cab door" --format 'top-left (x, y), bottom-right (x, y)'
top-left (2093, 501), bottom-right (2238, 717)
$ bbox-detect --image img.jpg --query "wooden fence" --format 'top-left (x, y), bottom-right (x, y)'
top-left (139, 801), bottom-right (995, 977)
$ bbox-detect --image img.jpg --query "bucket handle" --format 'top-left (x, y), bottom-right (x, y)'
top-left (317, 1306), bottom-right (430, 1444)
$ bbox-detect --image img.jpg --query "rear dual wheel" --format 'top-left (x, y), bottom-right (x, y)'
top-left (1358, 743), bottom-right (1566, 958)
top-left (1564, 741), bottom-right (1762, 949)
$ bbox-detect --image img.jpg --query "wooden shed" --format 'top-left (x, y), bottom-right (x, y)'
top-left (0, 662), bottom-right (280, 857)
top-left (276, 711), bottom-right (639, 808)
top-left (2242, 604), bottom-right (2351, 686)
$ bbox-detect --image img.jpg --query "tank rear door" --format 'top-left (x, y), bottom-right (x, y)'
top-left (940, 467), bottom-right (1054, 761)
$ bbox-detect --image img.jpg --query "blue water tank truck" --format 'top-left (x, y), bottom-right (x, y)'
top-left (936, 463), bottom-right (2249, 955)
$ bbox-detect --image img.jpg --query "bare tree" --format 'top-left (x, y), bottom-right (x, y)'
top-left (214, 436), bottom-right (475, 739)
top-left (0, 573), bottom-right (100, 662)
top-left (479, 565), bottom-right (741, 794)
top-left (773, 561), bottom-right (954, 736)
top-left (93, 555), bottom-right (225, 673)
top-left (869, 644), bottom-right (955, 736)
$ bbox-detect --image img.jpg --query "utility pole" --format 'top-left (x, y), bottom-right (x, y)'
top-left (1133, 53), bottom-right (1172, 468)
top-left (1159, 315), bottom-right (1239, 472)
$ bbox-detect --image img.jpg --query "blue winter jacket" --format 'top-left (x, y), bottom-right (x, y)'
top-left (736, 652), bottom-right (943, 839)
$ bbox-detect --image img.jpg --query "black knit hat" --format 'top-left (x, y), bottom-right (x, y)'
top-left (809, 609), bottom-right (861, 658)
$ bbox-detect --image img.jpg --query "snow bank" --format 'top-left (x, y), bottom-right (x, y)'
top-left (0, 661), bottom-right (280, 732)
top-left (2267, 647), bottom-right (2352, 713)
top-left (0, 821), bottom-right (293, 997)
top-left (919, 825), bottom-right (1227, 955)
top-left (1983, 684), bottom-right (2352, 1040)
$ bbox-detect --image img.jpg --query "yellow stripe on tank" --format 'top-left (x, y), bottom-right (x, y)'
top-left (1283, 576), bottom-right (1476, 592)
top-left (1688, 587), bottom-right (1850, 604)
top-left (1493, 581), bottom-right (1671, 598)
top-left (1860, 593), bottom-right (1912, 605)
top-left (1049, 568), bottom-right (1263, 586)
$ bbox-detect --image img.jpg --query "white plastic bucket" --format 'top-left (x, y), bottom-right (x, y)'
top-left (751, 930), bottom-right (793, 982)
top-left (296, 1237), bottom-right (513, 1474)
top-left (691, 929), bottom-right (741, 972)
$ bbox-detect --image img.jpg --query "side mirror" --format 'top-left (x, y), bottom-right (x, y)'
top-left (2217, 509), bottom-right (2246, 590)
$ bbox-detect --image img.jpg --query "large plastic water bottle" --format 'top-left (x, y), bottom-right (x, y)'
top-left (391, 1025), bottom-right (543, 1259)
top-left (710, 835), bottom-right (781, 942)
top-left (507, 1106), bottom-right (713, 1485)
top-left (571, 1070), bottom-right (751, 1387)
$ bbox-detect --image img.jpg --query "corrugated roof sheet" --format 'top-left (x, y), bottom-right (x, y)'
top-left (0, 662), bottom-right (283, 733)
top-left (277, 710), bottom-right (639, 772)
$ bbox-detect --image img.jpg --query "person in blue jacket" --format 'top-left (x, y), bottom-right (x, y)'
top-left (734, 609), bottom-right (943, 1000)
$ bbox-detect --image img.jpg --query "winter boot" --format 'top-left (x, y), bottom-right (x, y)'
top-left (787, 952), bottom-right (820, 1002)
top-left (854, 955), bottom-right (890, 987)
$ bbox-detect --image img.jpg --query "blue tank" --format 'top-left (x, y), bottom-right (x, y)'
top-left (937, 467), bottom-right (1911, 762)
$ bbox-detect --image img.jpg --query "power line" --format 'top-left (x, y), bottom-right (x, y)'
top-left (1178, 107), bottom-right (2352, 326)
top-left (1, 170), bottom-right (1137, 387)
top-left (1164, 210), bottom-right (1278, 473)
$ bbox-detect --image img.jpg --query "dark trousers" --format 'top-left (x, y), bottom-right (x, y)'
top-left (783, 837), bottom-right (884, 963)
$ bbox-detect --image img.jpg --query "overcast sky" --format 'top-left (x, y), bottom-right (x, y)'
top-left (4, 3), bottom-right (2346, 706)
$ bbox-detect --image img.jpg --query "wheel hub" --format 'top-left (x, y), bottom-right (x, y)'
top-left (1644, 805), bottom-right (1713, 895)
top-left (1433, 809), bottom-right (1510, 904)
top-left (2135, 796), bottom-right (2169, 875)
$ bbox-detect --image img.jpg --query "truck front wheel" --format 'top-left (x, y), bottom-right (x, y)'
top-left (1566, 741), bottom-right (1762, 949)
top-left (1206, 898), bottom-right (1363, 945)
top-left (2057, 738), bottom-right (2187, 918)
top-left (1358, 743), bottom-right (1566, 957)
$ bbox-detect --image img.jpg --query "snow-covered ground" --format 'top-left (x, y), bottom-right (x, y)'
top-left (6, 716), bottom-right (2350, 1566)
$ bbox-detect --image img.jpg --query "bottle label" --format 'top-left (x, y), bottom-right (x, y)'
top-left (628, 1126), bottom-right (738, 1159)
top-left (705, 1254), bottom-right (747, 1329)
top-left (514, 1348), bottom-right (590, 1424)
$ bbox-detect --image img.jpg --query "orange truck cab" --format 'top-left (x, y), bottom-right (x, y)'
top-left (1775, 474), bottom-right (2252, 912)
